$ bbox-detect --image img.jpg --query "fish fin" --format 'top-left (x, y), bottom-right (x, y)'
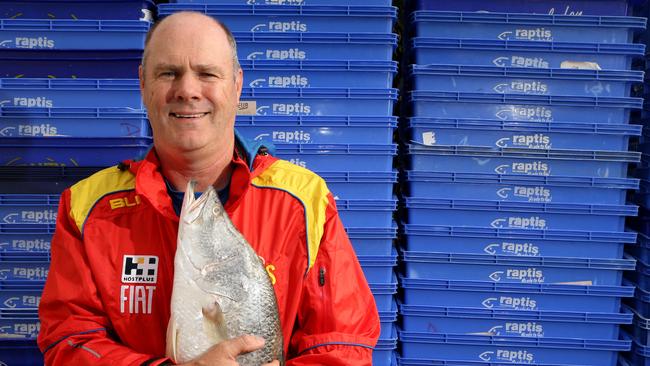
top-left (202, 301), bottom-right (229, 341)
top-left (165, 318), bottom-right (178, 362)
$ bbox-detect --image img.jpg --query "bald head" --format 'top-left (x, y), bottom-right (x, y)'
top-left (141, 12), bottom-right (240, 77)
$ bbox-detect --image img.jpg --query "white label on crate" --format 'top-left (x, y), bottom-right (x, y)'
top-left (548, 6), bottom-right (584, 16)
top-left (483, 296), bottom-right (537, 310)
top-left (289, 158), bottom-right (307, 168)
top-left (495, 106), bottom-right (553, 122)
top-left (12, 267), bottom-right (48, 281)
top-left (12, 97), bottom-right (54, 108)
top-left (246, 49), bottom-right (306, 60)
top-left (484, 242), bottom-right (540, 256)
top-left (479, 349), bottom-right (535, 363)
top-left (422, 131), bottom-right (436, 145)
top-left (491, 216), bottom-right (547, 229)
top-left (497, 28), bottom-right (553, 41)
top-left (268, 130), bottom-right (311, 143)
top-left (3, 238), bottom-right (51, 252)
top-left (493, 81), bottom-right (549, 95)
top-left (251, 21), bottom-right (307, 32)
top-left (237, 101), bottom-right (257, 115)
top-left (493, 56), bottom-right (550, 69)
top-left (15, 36), bottom-right (54, 49)
top-left (2, 210), bottom-right (57, 224)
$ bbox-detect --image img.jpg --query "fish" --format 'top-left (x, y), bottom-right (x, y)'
top-left (166, 180), bottom-right (284, 365)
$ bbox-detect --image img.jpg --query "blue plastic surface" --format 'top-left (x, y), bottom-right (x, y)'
top-left (235, 115), bottom-right (396, 144)
top-left (410, 38), bottom-right (644, 70)
top-left (409, 65), bottom-right (643, 97)
top-left (410, 11), bottom-right (645, 43)
top-left (629, 232), bottom-right (650, 265)
top-left (273, 144), bottom-right (396, 172)
top-left (319, 171), bottom-right (396, 200)
top-left (0, 107), bottom-right (150, 137)
top-left (0, 79), bottom-right (142, 109)
top-left (235, 32), bottom-right (396, 61)
top-left (0, 195), bottom-right (58, 225)
top-left (240, 60), bottom-right (396, 88)
top-left (625, 255), bottom-right (650, 292)
top-left (406, 144), bottom-right (640, 179)
top-left (1, 137), bottom-right (152, 167)
top-left (401, 224), bottom-right (634, 259)
top-left (407, 117), bottom-right (640, 151)
top-left (379, 300), bottom-right (397, 341)
top-left (0, 0), bottom-right (155, 20)
top-left (633, 179), bottom-right (650, 209)
top-left (0, 339), bottom-right (42, 365)
top-left (412, 0), bottom-right (630, 15)
top-left (399, 303), bottom-right (631, 340)
top-left (397, 358), bottom-right (589, 365)
top-left (404, 171), bottom-right (637, 205)
top-left (158, 4), bottom-right (396, 33)
top-left (0, 224), bottom-right (53, 253)
top-left (239, 88), bottom-right (397, 116)
top-left (0, 166), bottom-right (102, 194)
top-left (402, 250), bottom-right (633, 285)
top-left (398, 331), bottom-right (629, 365)
top-left (335, 198), bottom-right (396, 228)
top-left (404, 197), bottom-right (635, 231)
top-left (0, 50), bottom-right (142, 79)
top-left (358, 249), bottom-right (397, 284)
top-left (409, 92), bottom-right (641, 124)
top-left (346, 224), bottom-right (396, 256)
top-left (400, 277), bottom-right (633, 312)
top-left (171, 0), bottom-right (392, 5)
top-left (370, 274), bottom-right (397, 312)
top-left (0, 19), bottom-right (148, 50)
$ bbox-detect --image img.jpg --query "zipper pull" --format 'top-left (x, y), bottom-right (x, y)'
top-left (319, 267), bottom-right (326, 287)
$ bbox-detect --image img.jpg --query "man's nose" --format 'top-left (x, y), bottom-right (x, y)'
top-left (173, 73), bottom-right (201, 101)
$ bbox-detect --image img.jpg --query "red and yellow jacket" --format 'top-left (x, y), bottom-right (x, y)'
top-left (37, 137), bottom-right (380, 365)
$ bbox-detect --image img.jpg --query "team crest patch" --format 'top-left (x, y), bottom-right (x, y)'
top-left (121, 255), bottom-right (158, 284)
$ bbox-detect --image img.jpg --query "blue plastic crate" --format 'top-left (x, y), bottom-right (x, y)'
top-left (400, 277), bottom-right (633, 312)
top-left (410, 11), bottom-right (645, 43)
top-left (373, 339), bottom-right (397, 366)
top-left (404, 171), bottom-right (637, 205)
top-left (370, 274), bottom-right (397, 313)
top-left (410, 38), bottom-right (644, 70)
top-left (358, 249), bottom-right (397, 284)
top-left (0, 107), bottom-right (150, 138)
top-left (0, 287), bottom-right (41, 310)
top-left (235, 115), bottom-right (396, 144)
top-left (626, 278), bottom-right (650, 319)
top-left (240, 60), bottom-right (396, 88)
top-left (633, 180), bottom-right (650, 208)
top-left (404, 197), bottom-right (635, 232)
top-left (235, 32), bottom-right (396, 61)
top-left (409, 65), bottom-right (643, 97)
top-left (379, 300), bottom-right (397, 341)
top-left (397, 358), bottom-right (588, 365)
top-left (0, 50), bottom-right (142, 79)
top-left (346, 224), bottom-right (396, 256)
top-left (629, 336), bottom-right (650, 366)
top-left (171, 0), bottom-right (392, 5)
top-left (0, 339), bottom-right (42, 365)
top-left (0, 224), bottom-right (53, 253)
top-left (0, 166), bottom-right (101, 194)
top-left (629, 232), bottom-right (650, 265)
top-left (320, 171), bottom-right (396, 200)
top-left (0, 195), bottom-right (58, 225)
top-left (409, 92), bottom-right (641, 124)
top-left (399, 303), bottom-right (631, 340)
top-left (0, 0), bottom-right (155, 20)
top-left (398, 331), bottom-right (629, 365)
top-left (402, 250), bottom-right (634, 285)
top-left (335, 198), bottom-right (396, 228)
top-left (412, 0), bottom-right (631, 15)
top-left (1, 137), bottom-right (152, 167)
top-left (401, 224), bottom-right (634, 259)
top-left (0, 253), bottom-right (49, 282)
top-left (0, 316), bottom-right (39, 340)
top-left (239, 87), bottom-right (397, 116)
top-left (0, 79), bottom-right (142, 109)
top-left (274, 144), bottom-right (396, 172)
top-left (406, 145), bottom-right (640, 179)
top-left (0, 19), bottom-right (148, 50)
top-left (624, 305), bottom-right (650, 348)
top-left (407, 117), bottom-right (640, 151)
top-left (158, 4), bottom-right (396, 33)
top-left (624, 255), bottom-right (650, 292)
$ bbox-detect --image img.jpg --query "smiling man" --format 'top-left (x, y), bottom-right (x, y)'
top-left (37, 11), bottom-right (379, 366)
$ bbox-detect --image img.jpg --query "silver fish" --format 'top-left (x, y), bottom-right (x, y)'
top-left (166, 181), bottom-right (283, 365)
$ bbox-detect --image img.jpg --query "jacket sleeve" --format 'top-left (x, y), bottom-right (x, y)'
top-left (37, 189), bottom-right (171, 366)
top-left (286, 193), bottom-right (381, 365)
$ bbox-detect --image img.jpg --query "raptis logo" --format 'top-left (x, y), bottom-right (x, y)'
top-left (505, 322), bottom-right (544, 337)
top-left (495, 134), bottom-right (552, 149)
top-left (479, 350), bottom-right (535, 363)
top-left (484, 242), bottom-right (540, 256)
top-left (2, 295), bottom-right (40, 308)
top-left (272, 103), bottom-right (312, 115)
top-left (493, 56), bottom-right (550, 69)
top-left (498, 28), bottom-right (552, 41)
top-left (494, 162), bottom-right (550, 176)
top-left (482, 296), bottom-right (537, 310)
top-left (12, 97), bottom-right (54, 108)
top-left (496, 106), bottom-right (553, 122)
top-left (289, 158), bottom-right (307, 168)
top-left (264, 130), bottom-right (312, 143)
top-left (13, 266), bottom-right (49, 281)
top-left (491, 216), bottom-right (547, 229)
top-left (250, 75), bottom-right (309, 88)
top-left (5, 238), bottom-right (51, 251)
top-left (493, 81), bottom-right (549, 94)
top-left (490, 268), bottom-right (545, 283)
top-left (16, 124), bottom-right (58, 136)
top-left (2, 210), bottom-right (57, 224)
top-left (251, 21), bottom-right (307, 32)
top-left (247, 49), bottom-right (306, 60)
top-left (15, 36), bottom-right (54, 49)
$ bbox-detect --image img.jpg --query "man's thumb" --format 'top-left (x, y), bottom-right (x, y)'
top-left (224, 335), bottom-right (265, 356)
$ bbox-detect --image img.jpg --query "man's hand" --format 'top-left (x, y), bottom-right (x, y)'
top-left (178, 335), bottom-right (280, 366)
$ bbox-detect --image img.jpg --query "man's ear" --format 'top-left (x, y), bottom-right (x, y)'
top-left (236, 68), bottom-right (244, 98)
top-left (138, 65), bottom-right (145, 92)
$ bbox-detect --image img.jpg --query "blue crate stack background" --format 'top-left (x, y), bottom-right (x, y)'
top-left (398, 0), bottom-right (648, 365)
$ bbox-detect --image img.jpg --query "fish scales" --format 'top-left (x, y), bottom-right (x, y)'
top-left (166, 181), bottom-right (283, 365)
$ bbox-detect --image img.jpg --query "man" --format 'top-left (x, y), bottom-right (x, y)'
top-left (37, 11), bottom-right (380, 366)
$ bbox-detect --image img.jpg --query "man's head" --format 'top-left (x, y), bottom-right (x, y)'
top-left (139, 11), bottom-right (243, 161)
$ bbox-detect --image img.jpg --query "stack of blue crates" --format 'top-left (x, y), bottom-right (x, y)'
top-left (158, 0), bottom-right (400, 363)
top-left (0, 1), bottom-right (153, 364)
top-left (399, 1), bottom-right (645, 365)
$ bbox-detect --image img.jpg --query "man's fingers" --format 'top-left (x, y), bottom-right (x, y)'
top-left (262, 361), bottom-right (280, 366)
top-left (221, 335), bottom-right (265, 357)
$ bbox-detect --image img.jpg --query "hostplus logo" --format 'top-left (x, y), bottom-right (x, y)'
top-left (493, 56), bottom-right (550, 69)
top-left (2, 210), bottom-right (57, 224)
top-left (484, 242), bottom-right (540, 256)
top-left (251, 21), bottom-right (307, 32)
top-left (489, 268), bottom-right (545, 283)
top-left (482, 296), bottom-right (537, 310)
top-left (247, 49), bottom-right (306, 60)
top-left (496, 106), bottom-right (553, 122)
top-left (479, 350), bottom-right (535, 363)
top-left (493, 81), bottom-right (549, 94)
top-left (249, 75), bottom-right (309, 88)
top-left (497, 186), bottom-right (552, 202)
top-left (495, 162), bottom-right (550, 176)
top-left (491, 216), bottom-right (547, 229)
top-left (498, 28), bottom-right (553, 41)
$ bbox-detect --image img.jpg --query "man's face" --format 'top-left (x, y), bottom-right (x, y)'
top-left (139, 14), bottom-right (243, 156)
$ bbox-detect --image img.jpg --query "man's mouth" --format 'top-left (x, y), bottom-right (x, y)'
top-left (170, 112), bottom-right (209, 118)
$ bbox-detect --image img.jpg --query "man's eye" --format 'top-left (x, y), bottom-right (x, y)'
top-left (159, 71), bottom-right (175, 78)
top-left (201, 73), bottom-right (218, 78)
